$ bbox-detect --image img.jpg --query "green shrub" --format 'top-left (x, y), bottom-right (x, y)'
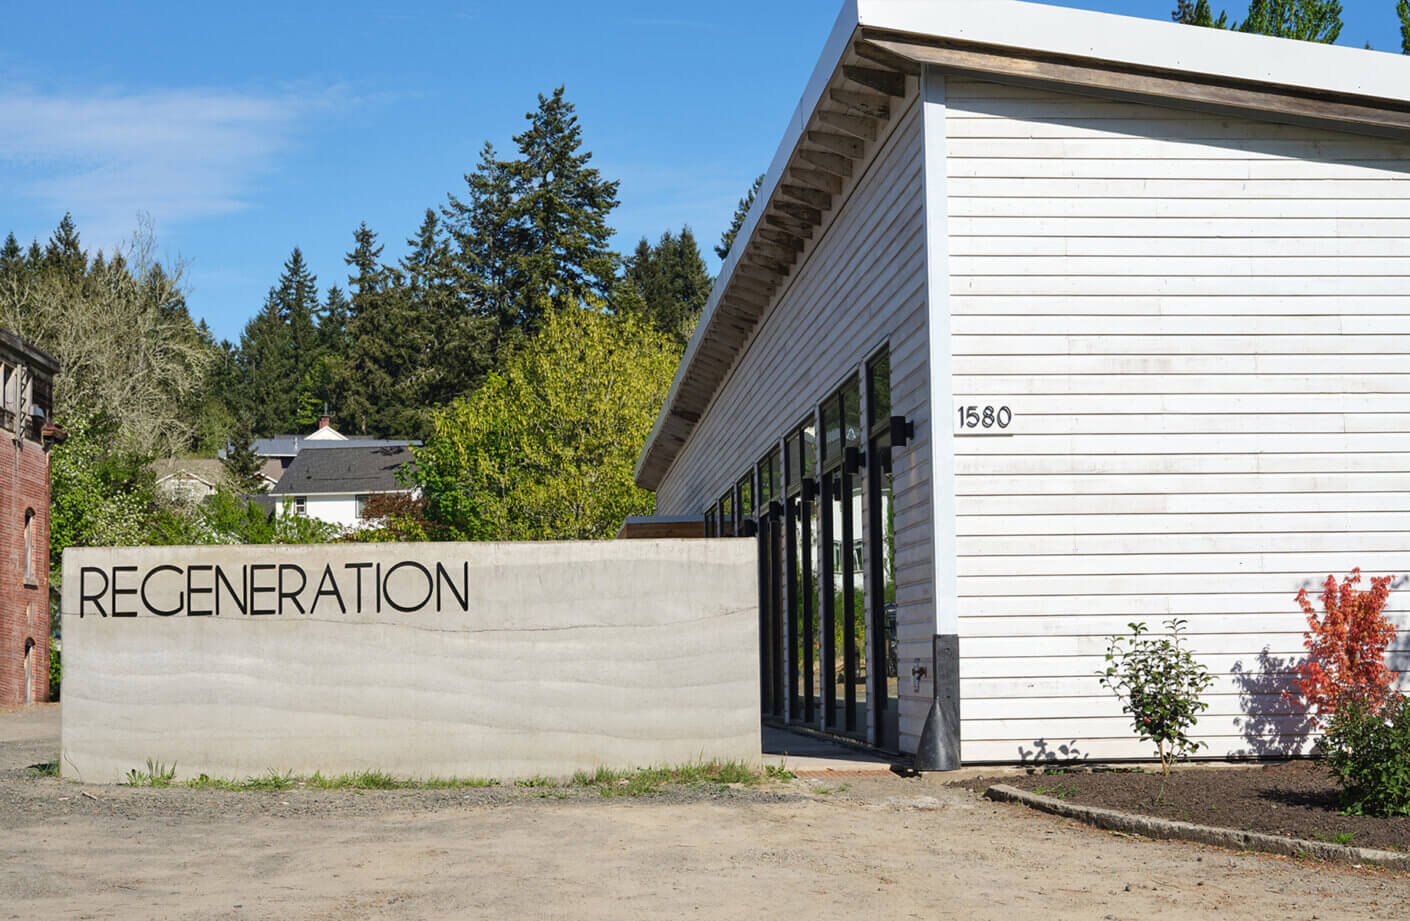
top-left (48, 644), bottom-right (61, 701)
top-left (1322, 694), bottom-right (1410, 817)
top-left (1099, 619), bottom-right (1214, 798)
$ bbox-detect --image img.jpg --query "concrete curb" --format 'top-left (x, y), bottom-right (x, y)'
top-left (984, 783), bottom-right (1410, 870)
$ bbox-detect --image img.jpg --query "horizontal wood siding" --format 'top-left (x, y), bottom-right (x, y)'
top-left (945, 78), bottom-right (1410, 763)
top-left (655, 98), bottom-right (934, 753)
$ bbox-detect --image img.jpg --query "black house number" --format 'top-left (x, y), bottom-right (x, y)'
top-left (957, 405), bottom-right (1013, 431)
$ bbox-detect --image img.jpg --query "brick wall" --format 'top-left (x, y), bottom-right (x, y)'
top-left (0, 437), bottom-right (50, 706)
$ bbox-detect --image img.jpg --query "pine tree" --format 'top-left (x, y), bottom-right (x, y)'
top-left (444, 88), bottom-right (620, 342)
top-left (444, 142), bottom-right (524, 344)
top-left (338, 222), bottom-right (413, 435)
top-left (237, 289), bottom-right (297, 435)
top-left (276, 247), bottom-right (321, 361)
top-left (1172, 0), bottom-right (1230, 27)
top-left (221, 428), bottom-right (266, 493)
top-left (319, 285), bottom-right (350, 353)
top-left (510, 87), bottom-right (621, 327)
top-left (1398, 0), bottom-right (1410, 53)
top-left (0, 233), bottom-right (21, 278)
top-left (716, 174), bottom-right (764, 261)
top-left (1235, 0), bottom-right (1342, 41)
top-left (402, 208), bottom-right (493, 410)
top-left (44, 213), bottom-right (86, 280)
top-left (623, 227), bottom-right (712, 347)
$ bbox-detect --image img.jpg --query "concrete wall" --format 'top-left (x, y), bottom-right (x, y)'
top-left (60, 540), bottom-right (760, 782)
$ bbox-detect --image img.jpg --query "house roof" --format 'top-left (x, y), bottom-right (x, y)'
top-left (269, 444), bottom-right (416, 496)
top-left (152, 458), bottom-right (229, 488)
top-left (634, 0), bottom-right (1410, 491)
top-left (222, 435), bottom-right (420, 459)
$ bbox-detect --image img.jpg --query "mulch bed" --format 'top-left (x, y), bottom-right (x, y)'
top-left (963, 761), bottom-right (1410, 853)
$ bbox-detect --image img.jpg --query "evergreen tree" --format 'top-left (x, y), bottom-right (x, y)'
top-left (444, 87), bottom-right (620, 343)
top-left (1399, 0), bottom-right (1410, 53)
top-left (237, 289), bottom-right (297, 435)
top-left (276, 247), bottom-right (321, 361)
top-left (623, 226), bottom-right (712, 347)
top-left (338, 222), bottom-right (415, 435)
top-left (1235, 0), bottom-right (1342, 41)
top-left (44, 213), bottom-right (86, 280)
top-left (221, 428), bottom-right (266, 493)
top-left (319, 285), bottom-right (350, 353)
top-left (1172, 0), bottom-right (1230, 27)
top-left (0, 233), bottom-right (21, 278)
top-left (510, 86), bottom-right (620, 326)
top-left (402, 208), bottom-right (493, 410)
top-left (716, 174), bottom-right (764, 261)
top-left (444, 142), bottom-right (523, 344)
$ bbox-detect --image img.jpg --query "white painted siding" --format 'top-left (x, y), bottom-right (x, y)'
top-left (655, 96), bottom-right (937, 752)
top-left (945, 78), bottom-right (1410, 762)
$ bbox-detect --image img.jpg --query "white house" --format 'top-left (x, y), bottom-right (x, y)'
top-left (635, 0), bottom-right (1410, 764)
top-left (267, 444), bottom-right (417, 530)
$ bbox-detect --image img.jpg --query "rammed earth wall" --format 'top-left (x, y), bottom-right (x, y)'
top-left (60, 540), bottom-right (760, 782)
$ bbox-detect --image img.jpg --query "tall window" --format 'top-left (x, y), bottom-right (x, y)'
top-left (23, 508), bottom-right (35, 585)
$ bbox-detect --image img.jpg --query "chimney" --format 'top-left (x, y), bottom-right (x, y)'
top-left (318, 400), bottom-right (331, 429)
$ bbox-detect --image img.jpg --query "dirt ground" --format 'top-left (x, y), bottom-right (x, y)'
top-left (3, 706), bottom-right (1407, 921)
top-left (978, 761), bottom-right (1410, 852)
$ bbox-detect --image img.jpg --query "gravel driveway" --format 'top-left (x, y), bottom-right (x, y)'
top-left (3, 706), bottom-right (1405, 920)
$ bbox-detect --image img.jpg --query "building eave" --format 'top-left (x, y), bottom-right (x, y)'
top-left (634, 0), bottom-right (1410, 494)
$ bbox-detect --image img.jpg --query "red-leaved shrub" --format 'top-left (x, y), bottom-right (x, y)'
top-left (1292, 569), bottom-right (1397, 724)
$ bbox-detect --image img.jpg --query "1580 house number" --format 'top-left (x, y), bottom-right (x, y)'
top-left (955, 404), bottom-right (1013, 433)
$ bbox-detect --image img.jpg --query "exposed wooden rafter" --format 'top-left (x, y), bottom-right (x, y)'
top-left (804, 130), bottom-right (865, 159)
top-left (816, 109), bottom-right (877, 140)
top-left (842, 65), bottom-right (906, 97)
top-left (765, 212), bottom-right (815, 239)
top-left (828, 88), bottom-right (891, 119)
top-left (778, 183), bottom-right (832, 211)
top-left (797, 147), bottom-right (854, 178)
top-left (771, 200), bottom-right (822, 227)
top-left (756, 227), bottom-right (804, 251)
top-left (788, 165), bottom-right (843, 195)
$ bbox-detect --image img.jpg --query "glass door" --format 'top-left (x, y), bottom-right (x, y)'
top-left (867, 351), bottom-right (898, 749)
top-left (820, 383), bottom-right (866, 739)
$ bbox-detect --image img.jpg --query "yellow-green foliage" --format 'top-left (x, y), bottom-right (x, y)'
top-left (415, 304), bottom-right (679, 541)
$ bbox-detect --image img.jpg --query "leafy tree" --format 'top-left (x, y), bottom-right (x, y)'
top-left (716, 174), bottom-right (764, 260)
top-left (1292, 569), bottom-right (1398, 723)
top-left (150, 488), bottom-right (339, 545)
top-left (1399, 0), bottom-right (1410, 53)
top-left (414, 304), bottom-right (678, 541)
top-left (48, 416), bottom-right (158, 580)
top-left (0, 216), bottom-right (212, 456)
top-left (1172, 0), bottom-right (1230, 27)
top-left (622, 226), bottom-right (712, 346)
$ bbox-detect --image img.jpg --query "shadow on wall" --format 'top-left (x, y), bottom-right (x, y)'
top-left (1017, 739), bottom-right (1085, 765)
top-left (1229, 648), bottom-right (1316, 758)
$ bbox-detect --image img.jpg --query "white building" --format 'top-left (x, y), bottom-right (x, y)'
top-left (636, 0), bottom-right (1410, 763)
top-left (267, 444), bottom-right (417, 530)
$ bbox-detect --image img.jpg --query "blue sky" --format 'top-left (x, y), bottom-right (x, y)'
top-left (1, 0), bottom-right (1406, 342)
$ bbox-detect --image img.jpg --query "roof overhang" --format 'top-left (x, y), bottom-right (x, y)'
top-left (634, 0), bottom-right (1410, 492)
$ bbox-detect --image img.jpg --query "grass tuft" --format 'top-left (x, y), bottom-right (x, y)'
top-left (124, 759), bottom-right (176, 787)
top-left (28, 760), bottom-right (59, 778)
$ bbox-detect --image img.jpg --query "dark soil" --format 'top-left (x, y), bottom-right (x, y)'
top-left (965, 761), bottom-right (1410, 853)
